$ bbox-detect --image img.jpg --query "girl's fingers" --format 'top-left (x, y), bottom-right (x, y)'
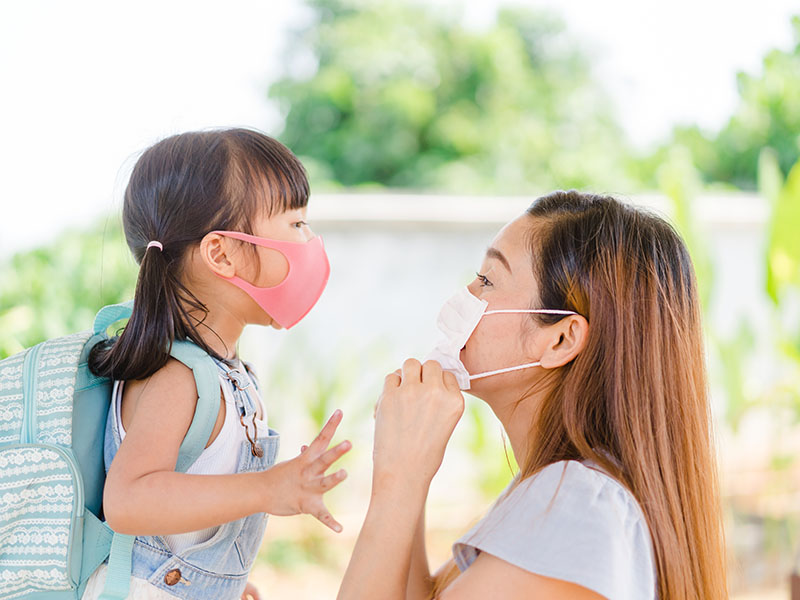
top-left (241, 582), bottom-right (261, 600)
top-left (308, 409), bottom-right (343, 454)
top-left (312, 440), bottom-right (351, 473)
top-left (316, 506), bottom-right (343, 533)
top-left (317, 468), bottom-right (348, 491)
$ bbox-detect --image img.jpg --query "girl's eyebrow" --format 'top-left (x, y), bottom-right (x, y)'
top-left (486, 247), bottom-right (511, 273)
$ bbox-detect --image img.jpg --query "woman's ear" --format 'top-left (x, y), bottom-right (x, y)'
top-left (199, 232), bottom-right (237, 278)
top-left (537, 314), bottom-right (589, 369)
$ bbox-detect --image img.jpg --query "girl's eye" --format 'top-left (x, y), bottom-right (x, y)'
top-left (293, 221), bottom-right (308, 229)
top-left (476, 272), bottom-right (493, 287)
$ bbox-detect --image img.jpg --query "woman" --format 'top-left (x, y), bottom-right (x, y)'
top-left (338, 191), bottom-right (727, 599)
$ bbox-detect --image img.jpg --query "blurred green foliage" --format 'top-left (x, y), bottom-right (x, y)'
top-left (0, 217), bottom-right (135, 359)
top-left (651, 16), bottom-right (800, 190)
top-left (759, 149), bottom-right (800, 424)
top-left (270, 0), bottom-right (638, 193)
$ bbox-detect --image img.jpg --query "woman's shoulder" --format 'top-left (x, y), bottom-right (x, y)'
top-left (475, 460), bottom-right (650, 539)
top-left (453, 459), bottom-right (656, 600)
top-left (517, 459), bottom-right (647, 524)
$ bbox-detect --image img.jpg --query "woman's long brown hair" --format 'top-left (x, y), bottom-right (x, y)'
top-left (431, 191), bottom-right (727, 599)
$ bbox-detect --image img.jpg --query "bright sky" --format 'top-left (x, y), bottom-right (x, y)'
top-left (0, 0), bottom-right (796, 257)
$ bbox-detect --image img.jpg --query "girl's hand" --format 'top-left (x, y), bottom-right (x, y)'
top-left (373, 358), bottom-right (464, 491)
top-left (241, 581), bottom-right (260, 600)
top-left (260, 410), bottom-right (351, 532)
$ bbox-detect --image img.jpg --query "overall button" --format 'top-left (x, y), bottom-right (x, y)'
top-left (164, 569), bottom-right (182, 585)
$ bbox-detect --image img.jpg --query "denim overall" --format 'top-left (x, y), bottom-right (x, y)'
top-left (102, 357), bottom-right (280, 599)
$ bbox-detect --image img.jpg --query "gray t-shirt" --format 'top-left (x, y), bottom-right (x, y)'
top-left (452, 460), bottom-right (657, 599)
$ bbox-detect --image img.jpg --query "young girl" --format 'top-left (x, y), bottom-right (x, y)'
top-left (82, 128), bottom-right (351, 599)
top-left (339, 191), bottom-right (727, 599)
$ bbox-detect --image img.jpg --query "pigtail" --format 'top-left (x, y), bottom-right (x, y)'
top-left (89, 241), bottom-right (225, 380)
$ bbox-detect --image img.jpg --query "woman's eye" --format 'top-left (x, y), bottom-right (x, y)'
top-left (476, 272), bottom-right (493, 287)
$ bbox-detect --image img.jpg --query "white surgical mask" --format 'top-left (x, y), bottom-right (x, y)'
top-left (425, 286), bottom-right (578, 390)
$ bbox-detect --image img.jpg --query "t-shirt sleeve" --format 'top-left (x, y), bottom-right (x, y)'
top-left (451, 461), bottom-right (656, 600)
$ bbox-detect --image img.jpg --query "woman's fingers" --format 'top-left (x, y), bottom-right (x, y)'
top-left (421, 359), bottom-right (443, 383)
top-left (307, 409), bottom-right (343, 455)
top-left (401, 358), bottom-right (422, 383)
top-left (442, 371), bottom-right (460, 391)
top-left (312, 440), bottom-right (351, 474)
top-left (384, 371), bottom-right (401, 388)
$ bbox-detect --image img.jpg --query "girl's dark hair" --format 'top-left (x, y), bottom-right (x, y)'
top-left (89, 128), bottom-right (309, 380)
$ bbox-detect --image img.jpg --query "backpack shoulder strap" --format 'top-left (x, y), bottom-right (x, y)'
top-left (169, 339), bottom-right (221, 474)
top-left (97, 533), bottom-right (135, 600)
top-left (94, 306), bottom-right (220, 599)
top-left (92, 300), bottom-right (134, 335)
top-left (93, 302), bottom-right (220, 473)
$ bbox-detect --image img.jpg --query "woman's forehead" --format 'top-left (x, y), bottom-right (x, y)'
top-left (488, 214), bottom-right (534, 263)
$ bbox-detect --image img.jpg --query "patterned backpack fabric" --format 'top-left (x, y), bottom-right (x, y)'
top-left (0, 302), bottom-right (220, 600)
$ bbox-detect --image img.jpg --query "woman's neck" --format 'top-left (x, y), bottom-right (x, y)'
top-left (485, 385), bottom-right (544, 467)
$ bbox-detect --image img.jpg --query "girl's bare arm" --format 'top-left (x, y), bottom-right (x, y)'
top-left (103, 359), bottom-right (350, 535)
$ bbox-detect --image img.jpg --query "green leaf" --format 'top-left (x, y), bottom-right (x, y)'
top-left (765, 159), bottom-right (800, 304)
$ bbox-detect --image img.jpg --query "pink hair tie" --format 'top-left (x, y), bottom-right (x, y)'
top-left (146, 240), bottom-right (163, 251)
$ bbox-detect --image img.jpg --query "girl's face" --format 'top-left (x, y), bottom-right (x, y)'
top-left (226, 206), bottom-right (315, 327)
top-left (460, 213), bottom-right (553, 399)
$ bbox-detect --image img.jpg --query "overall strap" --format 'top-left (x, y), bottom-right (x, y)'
top-left (212, 357), bottom-right (264, 459)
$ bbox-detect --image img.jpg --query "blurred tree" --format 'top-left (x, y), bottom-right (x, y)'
top-left (0, 217), bottom-right (136, 358)
top-left (652, 16), bottom-right (800, 190)
top-left (270, 0), bottom-right (637, 194)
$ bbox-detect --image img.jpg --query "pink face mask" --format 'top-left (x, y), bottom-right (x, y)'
top-left (211, 230), bottom-right (330, 329)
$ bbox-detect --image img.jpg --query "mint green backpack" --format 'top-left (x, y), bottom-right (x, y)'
top-left (0, 302), bottom-right (220, 599)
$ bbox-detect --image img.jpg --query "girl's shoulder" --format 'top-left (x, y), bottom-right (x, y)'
top-left (122, 358), bottom-right (199, 404)
top-left (118, 358), bottom-right (207, 436)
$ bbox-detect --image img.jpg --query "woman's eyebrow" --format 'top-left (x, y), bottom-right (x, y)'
top-left (486, 247), bottom-right (511, 273)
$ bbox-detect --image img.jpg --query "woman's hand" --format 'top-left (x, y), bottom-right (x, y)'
top-left (259, 410), bottom-right (351, 532)
top-left (337, 360), bottom-right (463, 600)
top-left (373, 358), bottom-right (464, 492)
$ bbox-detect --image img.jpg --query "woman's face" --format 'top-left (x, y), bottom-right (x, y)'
top-left (460, 213), bottom-right (553, 400)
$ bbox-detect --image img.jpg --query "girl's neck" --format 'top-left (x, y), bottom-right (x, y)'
top-left (186, 301), bottom-right (245, 361)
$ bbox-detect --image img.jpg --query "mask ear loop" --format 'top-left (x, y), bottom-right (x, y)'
top-left (468, 308), bottom-right (580, 381)
top-left (469, 361), bottom-right (543, 380)
top-left (484, 309), bottom-right (578, 316)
